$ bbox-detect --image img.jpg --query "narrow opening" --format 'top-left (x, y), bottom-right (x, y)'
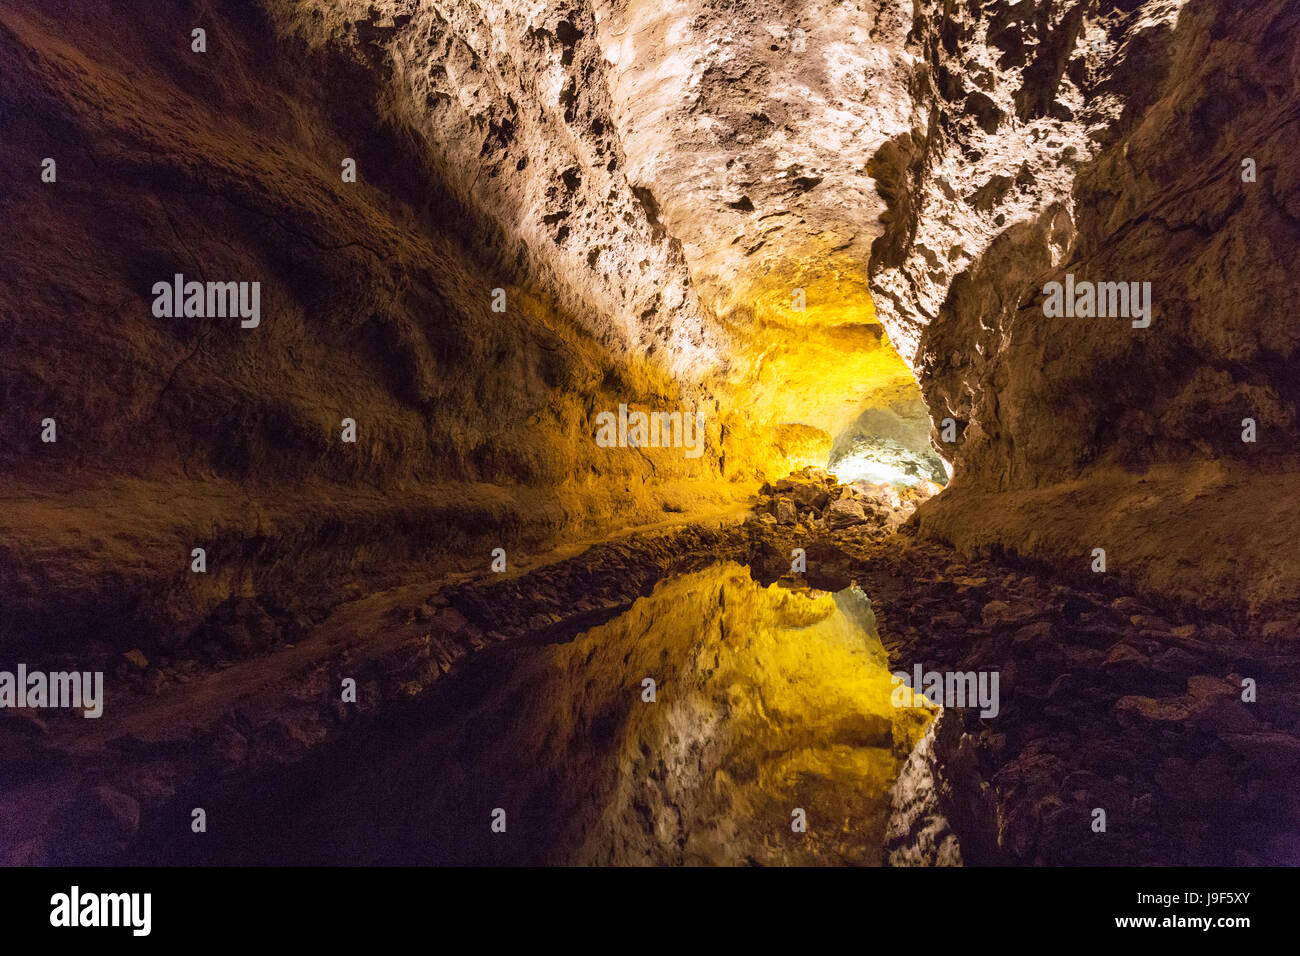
top-left (827, 390), bottom-right (948, 487)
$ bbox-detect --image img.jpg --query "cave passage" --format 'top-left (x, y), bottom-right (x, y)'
top-left (164, 564), bottom-right (935, 866)
top-left (2, 0), bottom-right (1298, 876)
top-left (824, 353), bottom-right (949, 488)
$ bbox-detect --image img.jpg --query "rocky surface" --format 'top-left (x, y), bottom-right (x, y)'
top-left (748, 465), bottom-right (942, 539)
top-left (1, 519), bottom-right (765, 864)
top-left (0, 0), bottom-right (1296, 868)
top-left (867, 0), bottom-right (1300, 618)
top-left (592, 0), bottom-right (925, 446)
top-left (883, 717), bottom-right (963, 867)
top-left (755, 523), bottom-right (1300, 865)
top-left (4, 0), bottom-right (1293, 652)
top-left (0, 0), bottom-right (749, 657)
top-left (8, 511), bottom-right (1296, 865)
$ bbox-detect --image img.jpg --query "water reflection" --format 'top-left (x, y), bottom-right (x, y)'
top-left (299, 563), bottom-right (936, 865)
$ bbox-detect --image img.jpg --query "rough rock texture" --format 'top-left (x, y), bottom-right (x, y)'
top-left (2, 0), bottom-right (1298, 868)
top-left (860, 534), bottom-right (1300, 865)
top-left (11, 515), bottom-right (1296, 866)
top-left (295, 566), bottom-right (930, 866)
top-left (593, 0), bottom-right (925, 449)
top-left (883, 717), bottom-right (963, 866)
top-left (595, 0), bottom-right (911, 321)
top-left (747, 464), bottom-right (941, 538)
top-left (868, 0), bottom-right (1300, 620)
top-left (0, 0), bottom-right (747, 654)
top-left (274, 0), bottom-right (722, 375)
top-left (0, 0), bottom-right (965, 654)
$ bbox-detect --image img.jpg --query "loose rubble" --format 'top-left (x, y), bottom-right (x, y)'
top-left (748, 465), bottom-right (942, 537)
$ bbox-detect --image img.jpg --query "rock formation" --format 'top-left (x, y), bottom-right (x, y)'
top-left (873, 0), bottom-right (1300, 619)
top-left (0, 0), bottom-right (1296, 867)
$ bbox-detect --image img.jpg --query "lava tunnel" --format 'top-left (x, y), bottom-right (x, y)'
top-left (1, 0), bottom-right (1300, 893)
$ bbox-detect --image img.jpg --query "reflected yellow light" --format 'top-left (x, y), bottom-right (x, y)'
top-left (429, 562), bottom-right (937, 865)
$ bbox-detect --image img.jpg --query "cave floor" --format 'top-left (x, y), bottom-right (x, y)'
top-left (3, 520), bottom-right (1299, 866)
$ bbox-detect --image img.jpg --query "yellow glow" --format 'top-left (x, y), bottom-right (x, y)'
top-left (437, 563), bottom-right (937, 864)
top-left (712, 263), bottom-right (921, 482)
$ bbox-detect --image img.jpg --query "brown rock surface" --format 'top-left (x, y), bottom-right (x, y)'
top-left (0, 0), bottom-right (1297, 870)
top-left (869, 0), bottom-right (1300, 617)
top-left (5, 0), bottom-right (1293, 647)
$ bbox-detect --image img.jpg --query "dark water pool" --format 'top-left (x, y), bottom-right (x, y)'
top-left (178, 562), bottom-right (936, 865)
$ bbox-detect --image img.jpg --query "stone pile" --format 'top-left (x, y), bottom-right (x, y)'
top-left (749, 466), bottom-right (943, 536)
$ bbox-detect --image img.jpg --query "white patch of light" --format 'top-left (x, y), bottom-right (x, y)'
top-left (827, 450), bottom-right (924, 487)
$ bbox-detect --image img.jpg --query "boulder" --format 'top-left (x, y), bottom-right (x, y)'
top-left (825, 498), bottom-right (869, 529)
top-left (791, 482), bottom-right (828, 510)
top-left (775, 498), bottom-right (798, 525)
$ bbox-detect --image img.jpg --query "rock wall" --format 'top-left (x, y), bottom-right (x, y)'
top-left (271, 0), bottom-right (723, 375)
top-left (0, 0), bottom-right (743, 654)
top-left (872, 0), bottom-right (1300, 622)
top-left (1, 0), bottom-right (1295, 655)
top-left (593, 0), bottom-right (925, 451)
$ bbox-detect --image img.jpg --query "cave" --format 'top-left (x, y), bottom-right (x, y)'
top-left (1, 0), bottom-right (1298, 878)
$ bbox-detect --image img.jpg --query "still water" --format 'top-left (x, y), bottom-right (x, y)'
top-left (234, 562), bottom-right (936, 865)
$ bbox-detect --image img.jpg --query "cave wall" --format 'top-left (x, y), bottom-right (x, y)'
top-left (0, 0), bottom-right (744, 653)
top-left (873, 0), bottom-right (1300, 622)
top-left (2, 0), bottom-right (1295, 653)
top-left (592, 0), bottom-right (927, 455)
top-left (271, 0), bottom-right (723, 375)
